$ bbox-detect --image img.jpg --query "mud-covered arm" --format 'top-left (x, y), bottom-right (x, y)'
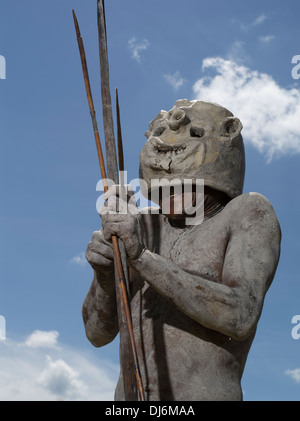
top-left (82, 231), bottom-right (119, 347)
top-left (130, 194), bottom-right (281, 341)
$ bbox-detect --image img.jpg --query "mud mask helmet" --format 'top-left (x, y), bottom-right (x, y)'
top-left (139, 99), bottom-right (245, 203)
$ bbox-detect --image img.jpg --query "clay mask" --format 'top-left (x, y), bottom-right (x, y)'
top-left (139, 100), bottom-right (245, 203)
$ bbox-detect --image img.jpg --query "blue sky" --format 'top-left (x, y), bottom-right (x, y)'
top-left (0, 0), bottom-right (300, 400)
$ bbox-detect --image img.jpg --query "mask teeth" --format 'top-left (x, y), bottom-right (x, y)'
top-left (155, 144), bottom-right (186, 154)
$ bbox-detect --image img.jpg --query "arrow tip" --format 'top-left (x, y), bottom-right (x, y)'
top-left (72, 9), bottom-right (81, 37)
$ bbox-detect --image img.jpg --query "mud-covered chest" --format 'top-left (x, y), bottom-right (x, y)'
top-left (159, 220), bottom-right (228, 283)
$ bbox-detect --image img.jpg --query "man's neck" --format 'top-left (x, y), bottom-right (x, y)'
top-left (203, 187), bottom-right (231, 219)
top-left (168, 187), bottom-right (231, 228)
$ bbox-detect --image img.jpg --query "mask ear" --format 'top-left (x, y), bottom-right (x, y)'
top-left (221, 117), bottom-right (243, 144)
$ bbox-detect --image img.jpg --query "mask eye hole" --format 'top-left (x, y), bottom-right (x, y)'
top-left (190, 126), bottom-right (205, 138)
top-left (153, 126), bottom-right (166, 137)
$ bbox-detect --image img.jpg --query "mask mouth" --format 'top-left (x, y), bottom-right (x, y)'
top-left (153, 139), bottom-right (186, 155)
top-left (147, 135), bottom-right (203, 173)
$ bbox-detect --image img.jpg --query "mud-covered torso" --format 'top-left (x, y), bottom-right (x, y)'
top-left (116, 206), bottom-right (253, 401)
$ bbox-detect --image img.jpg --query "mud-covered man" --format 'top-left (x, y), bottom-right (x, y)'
top-left (83, 100), bottom-right (281, 401)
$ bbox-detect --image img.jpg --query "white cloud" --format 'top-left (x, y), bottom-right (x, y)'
top-left (70, 252), bottom-right (87, 266)
top-left (259, 35), bottom-right (275, 44)
top-left (227, 41), bottom-right (249, 64)
top-left (239, 14), bottom-right (267, 32)
top-left (164, 71), bottom-right (186, 91)
top-left (25, 330), bottom-right (59, 349)
top-left (252, 14), bottom-right (267, 26)
top-left (0, 331), bottom-right (118, 401)
top-left (285, 368), bottom-right (300, 383)
top-left (192, 57), bottom-right (300, 161)
top-left (37, 356), bottom-right (86, 399)
top-left (128, 37), bottom-right (150, 62)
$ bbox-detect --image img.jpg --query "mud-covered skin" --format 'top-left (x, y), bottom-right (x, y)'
top-left (83, 100), bottom-right (281, 400)
top-left (83, 192), bottom-right (281, 401)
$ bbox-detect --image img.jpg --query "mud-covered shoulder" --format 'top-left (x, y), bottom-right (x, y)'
top-left (224, 192), bottom-right (281, 243)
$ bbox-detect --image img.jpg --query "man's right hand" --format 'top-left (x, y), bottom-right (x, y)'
top-left (85, 230), bottom-right (114, 272)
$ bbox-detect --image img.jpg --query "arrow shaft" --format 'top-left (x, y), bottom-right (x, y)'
top-left (73, 10), bottom-right (107, 190)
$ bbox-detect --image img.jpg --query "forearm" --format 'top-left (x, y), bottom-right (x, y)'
top-left (82, 268), bottom-right (119, 347)
top-left (130, 249), bottom-right (257, 340)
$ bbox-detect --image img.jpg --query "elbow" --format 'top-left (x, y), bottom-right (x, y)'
top-left (86, 328), bottom-right (117, 348)
top-left (84, 319), bottom-right (118, 348)
top-left (228, 314), bottom-right (259, 342)
top-left (230, 325), bottom-right (256, 342)
top-left (225, 295), bottom-right (262, 341)
top-left (82, 303), bottom-right (118, 348)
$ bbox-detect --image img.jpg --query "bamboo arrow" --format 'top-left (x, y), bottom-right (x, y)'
top-left (73, 7), bottom-right (145, 401)
top-left (72, 10), bottom-right (107, 191)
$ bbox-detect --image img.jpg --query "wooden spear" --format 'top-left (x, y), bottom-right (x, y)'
top-left (73, 8), bottom-right (145, 401)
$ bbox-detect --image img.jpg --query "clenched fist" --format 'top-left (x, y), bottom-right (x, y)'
top-left (99, 185), bottom-right (146, 262)
top-left (85, 230), bottom-right (114, 272)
